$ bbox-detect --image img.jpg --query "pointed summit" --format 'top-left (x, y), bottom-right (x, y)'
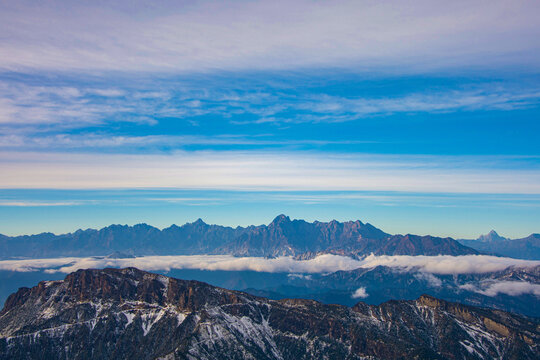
top-left (192, 218), bottom-right (207, 226)
top-left (271, 214), bottom-right (291, 225)
top-left (477, 230), bottom-right (507, 242)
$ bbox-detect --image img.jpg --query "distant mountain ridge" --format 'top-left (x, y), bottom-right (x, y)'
top-left (0, 268), bottom-right (538, 359)
top-left (0, 215), bottom-right (478, 258)
top-left (459, 231), bottom-right (540, 260)
top-left (477, 230), bottom-right (509, 242)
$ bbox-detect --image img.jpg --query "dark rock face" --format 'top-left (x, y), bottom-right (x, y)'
top-left (1, 268), bottom-right (538, 360)
top-left (0, 215), bottom-right (478, 258)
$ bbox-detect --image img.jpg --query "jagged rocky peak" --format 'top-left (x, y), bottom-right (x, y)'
top-left (270, 214), bottom-right (291, 225)
top-left (477, 230), bottom-right (508, 242)
top-left (416, 294), bottom-right (443, 307)
top-left (192, 218), bottom-right (207, 226)
top-left (1, 268), bottom-right (538, 360)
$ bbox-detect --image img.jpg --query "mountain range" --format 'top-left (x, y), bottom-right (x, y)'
top-left (0, 215), bottom-right (479, 258)
top-left (459, 231), bottom-right (540, 260)
top-left (1, 267), bottom-right (538, 360)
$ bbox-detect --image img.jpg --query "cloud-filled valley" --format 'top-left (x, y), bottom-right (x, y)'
top-left (1, 254), bottom-right (537, 276)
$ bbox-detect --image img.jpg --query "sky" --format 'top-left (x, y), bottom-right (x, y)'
top-left (0, 0), bottom-right (539, 238)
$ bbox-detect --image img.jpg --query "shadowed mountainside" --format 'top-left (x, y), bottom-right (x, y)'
top-left (0, 268), bottom-right (538, 359)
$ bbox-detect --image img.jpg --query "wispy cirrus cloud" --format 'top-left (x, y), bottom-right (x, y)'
top-left (1, 190), bottom-right (538, 219)
top-left (1, 1), bottom-right (539, 73)
top-left (1, 151), bottom-right (539, 194)
top-left (1, 78), bottom-right (539, 132)
top-left (235, 88), bottom-right (540, 125)
top-left (0, 82), bottom-right (166, 130)
top-left (0, 133), bottom-right (373, 151)
top-left (0, 200), bottom-right (88, 207)
top-left (292, 90), bottom-right (540, 121)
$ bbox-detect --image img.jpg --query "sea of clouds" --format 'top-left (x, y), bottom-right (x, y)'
top-left (1, 254), bottom-right (538, 298)
top-left (0, 253), bottom-right (537, 275)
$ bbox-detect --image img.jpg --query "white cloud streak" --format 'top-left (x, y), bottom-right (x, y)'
top-left (1, 80), bottom-right (538, 130)
top-left (1, 151), bottom-right (539, 194)
top-left (1, 1), bottom-right (539, 72)
top-left (0, 200), bottom-right (87, 207)
top-left (358, 254), bottom-right (540, 275)
top-left (413, 272), bottom-right (443, 287)
top-left (460, 281), bottom-right (540, 297)
top-left (0, 134), bottom-right (372, 150)
top-left (0, 83), bottom-right (161, 129)
top-left (0, 254), bottom-right (537, 275)
top-left (299, 90), bottom-right (540, 118)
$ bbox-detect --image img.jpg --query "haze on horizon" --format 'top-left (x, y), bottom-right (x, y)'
top-left (1, 0), bottom-right (539, 238)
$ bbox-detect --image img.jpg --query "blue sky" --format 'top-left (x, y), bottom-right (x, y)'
top-left (0, 0), bottom-right (539, 238)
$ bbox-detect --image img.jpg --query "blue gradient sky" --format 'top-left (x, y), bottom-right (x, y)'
top-left (0, 1), bottom-right (539, 237)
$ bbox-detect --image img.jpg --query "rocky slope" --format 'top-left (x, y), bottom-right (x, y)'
top-left (1, 268), bottom-right (538, 359)
top-left (0, 215), bottom-right (478, 258)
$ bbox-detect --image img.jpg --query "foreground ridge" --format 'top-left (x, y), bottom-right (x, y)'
top-left (1, 268), bottom-right (538, 360)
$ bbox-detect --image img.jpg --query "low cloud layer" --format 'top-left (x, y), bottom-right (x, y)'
top-left (358, 254), bottom-right (539, 275)
top-left (413, 272), bottom-right (442, 287)
top-left (0, 254), bottom-right (537, 276)
top-left (460, 281), bottom-right (540, 297)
